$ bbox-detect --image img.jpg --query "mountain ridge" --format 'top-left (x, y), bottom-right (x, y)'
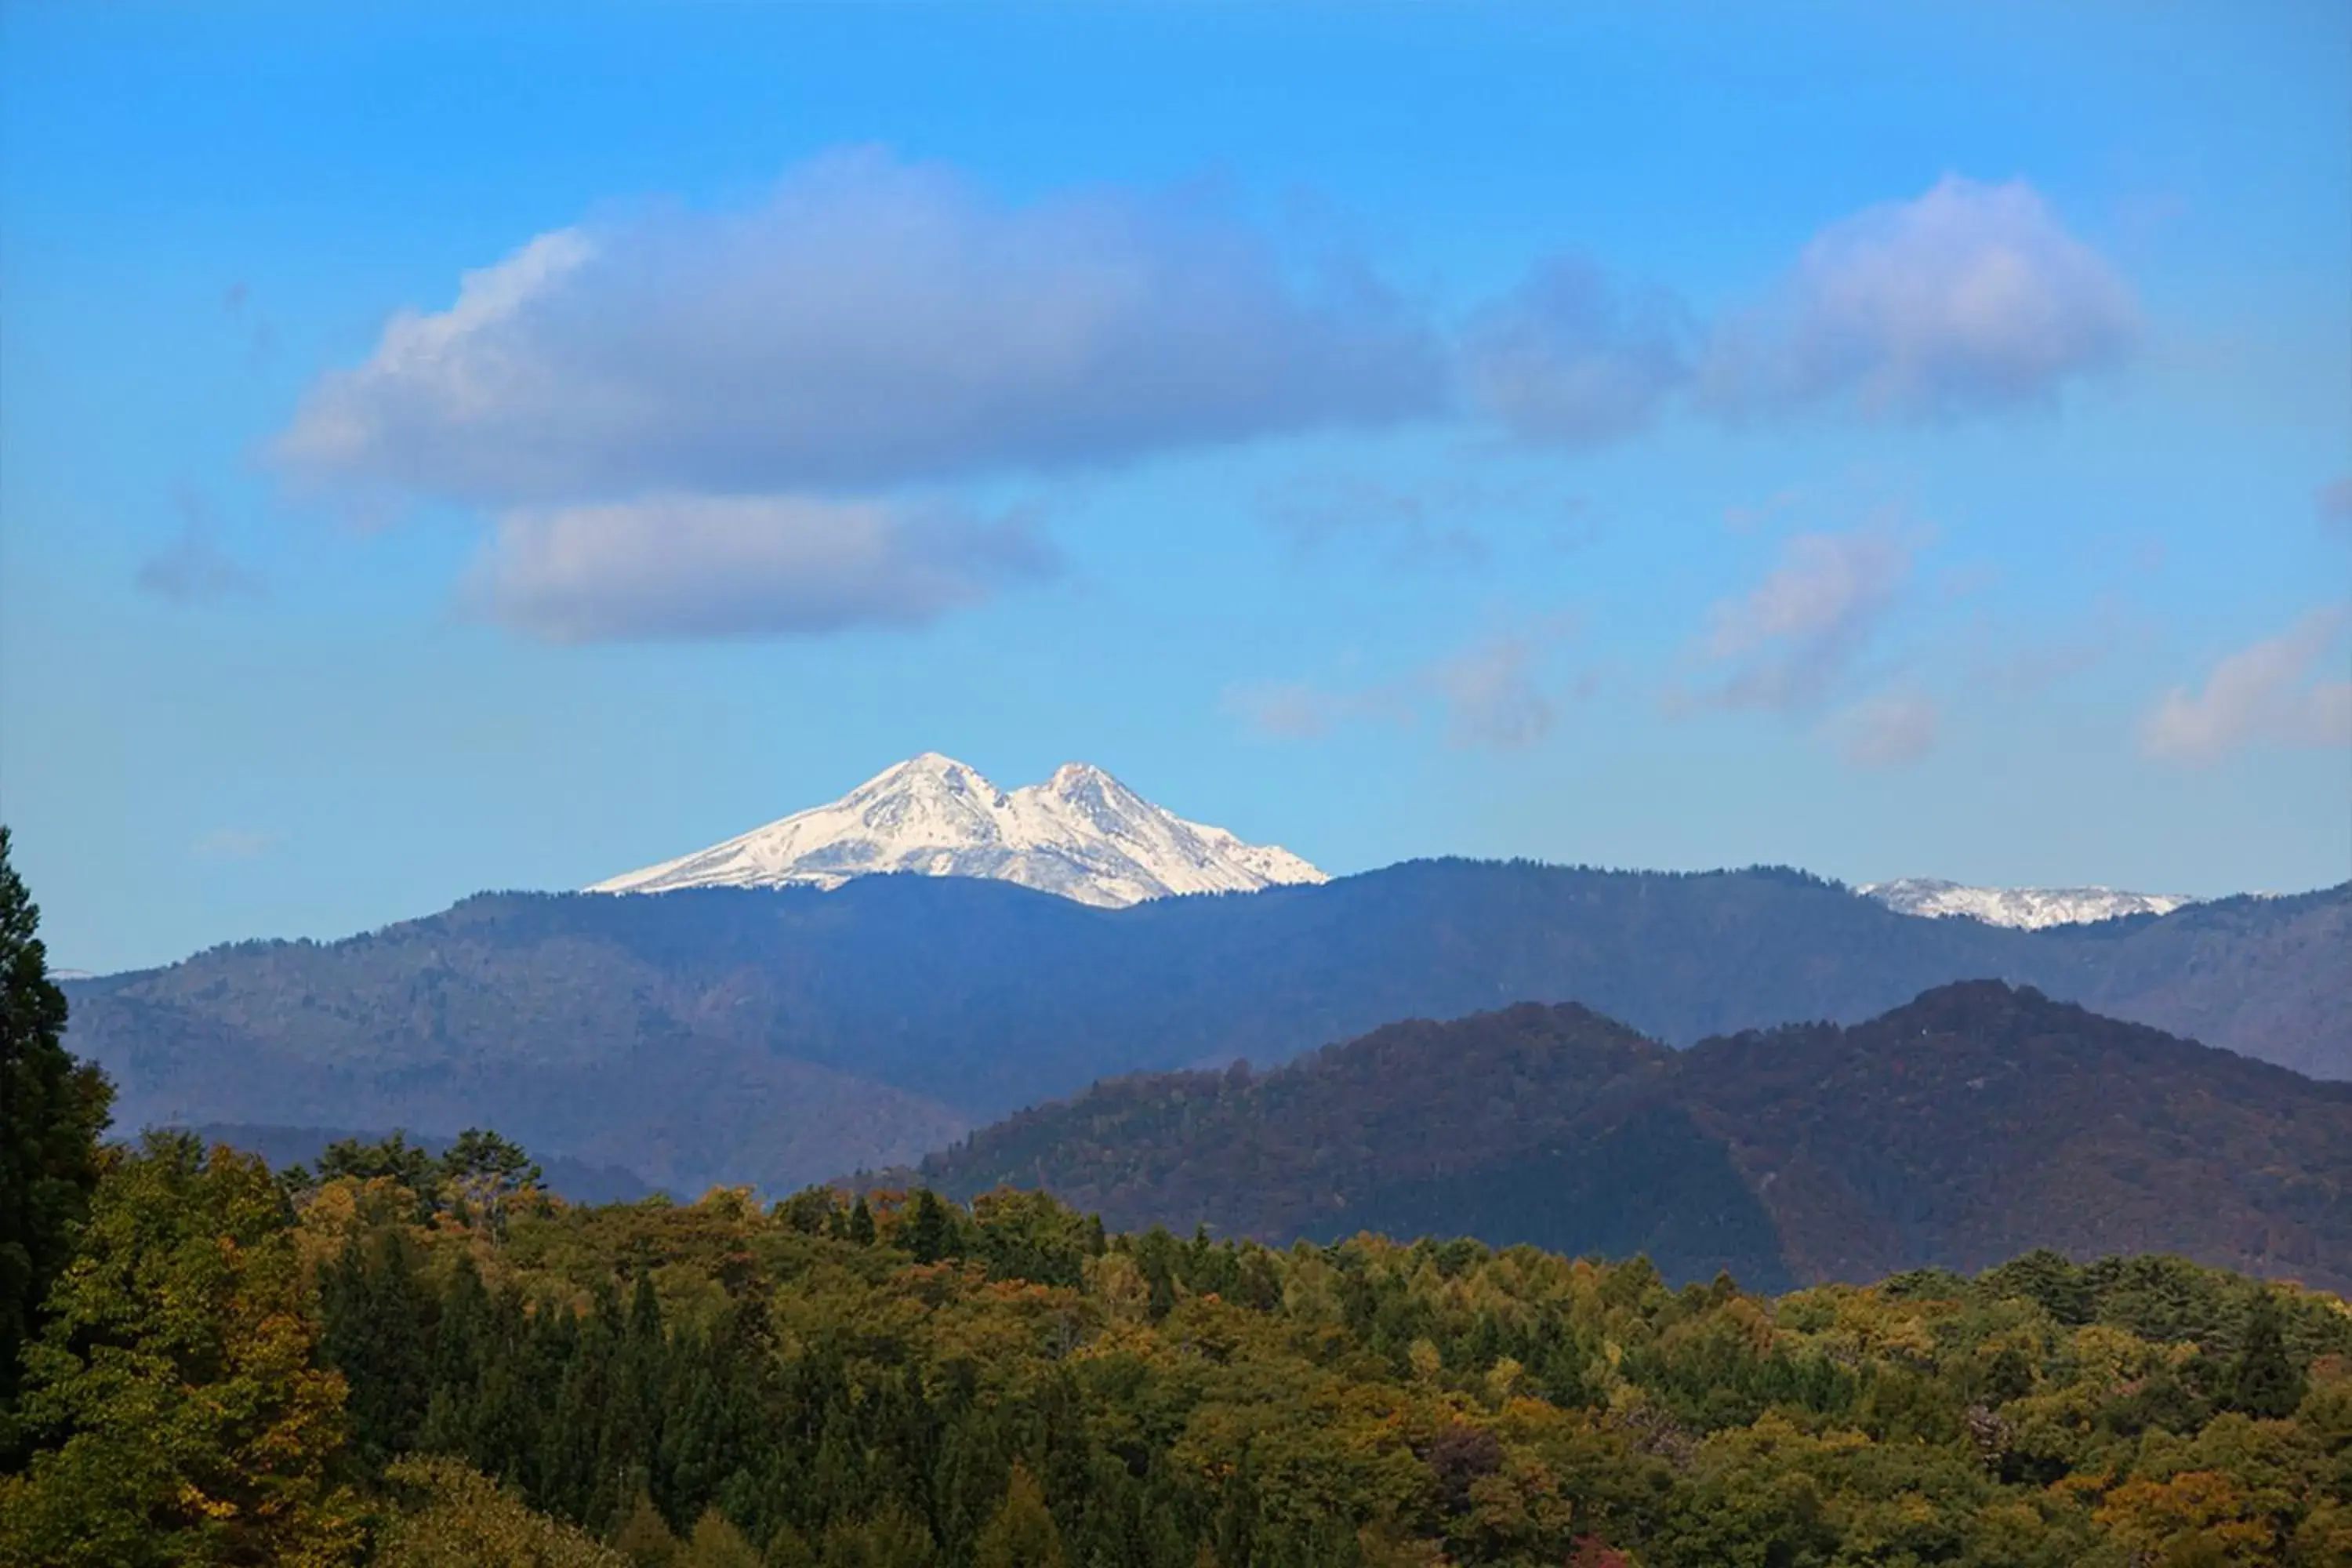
top-left (62, 862), bottom-right (2350, 1192)
top-left (920, 981), bottom-right (2352, 1292)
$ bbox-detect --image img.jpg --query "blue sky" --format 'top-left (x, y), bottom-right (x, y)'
top-left (3, 1), bottom-right (2347, 973)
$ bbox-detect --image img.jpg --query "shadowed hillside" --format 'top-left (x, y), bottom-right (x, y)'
top-left (923, 982), bottom-right (2352, 1292)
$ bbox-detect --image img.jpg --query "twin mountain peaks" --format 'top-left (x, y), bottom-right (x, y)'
top-left (590, 751), bottom-right (1327, 908)
top-left (591, 751), bottom-right (2188, 927)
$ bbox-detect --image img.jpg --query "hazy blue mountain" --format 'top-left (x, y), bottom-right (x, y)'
top-left (61, 862), bottom-right (2349, 1192)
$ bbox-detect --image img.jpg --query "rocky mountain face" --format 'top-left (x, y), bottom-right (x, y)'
top-left (590, 753), bottom-right (1327, 908)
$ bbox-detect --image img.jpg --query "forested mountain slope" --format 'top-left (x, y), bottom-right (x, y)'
top-left (61, 862), bottom-right (2350, 1192)
top-left (924, 982), bottom-right (2352, 1294)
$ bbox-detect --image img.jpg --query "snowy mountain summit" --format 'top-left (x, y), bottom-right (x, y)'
top-left (1859, 877), bottom-right (2198, 930)
top-left (590, 753), bottom-right (1328, 909)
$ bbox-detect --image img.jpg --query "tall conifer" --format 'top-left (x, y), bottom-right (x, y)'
top-left (0, 826), bottom-right (112, 1425)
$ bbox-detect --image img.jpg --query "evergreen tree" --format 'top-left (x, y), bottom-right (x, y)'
top-left (0, 826), bottom-right (113, 1427)
top-left (817, 1504), bottom-right (935, 1568)
top-left (764, 1521), bottom-right (815, 1568)
top-left (442, 1128), bottom-right (542, 1237)
top-left (416, 1252), bottom-right (492, 1460)
top-left (775, 1188), bottom-right (837, 1236)
top-left (847, 1196), bottom-right (877, 1247)
top-left (319, 1225), bottom-right (435, 1468)
top-left (613, 1488), bottom-right (682, 1566)
top-left (907, 1190), bottom-right (953, 1265)
top-left (682, 1507), bottom-right (764, 1568)
top-left (2228, 1291), bottom-right (2307, 1419)
top-left (975, 1463), bottom-right (1065, 1568)
top-left (1134, 1227), bottom-right (1179, 1321)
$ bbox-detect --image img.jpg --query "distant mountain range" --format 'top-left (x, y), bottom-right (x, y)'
top-left (1859, 877), bottom-right (2198, 929)
top-left (62, 862), bottom-right (2350, 1193)
top-left (921, 982), bottom-right (2352, 1293)
top-left (585, 752), bottom-right (2202, 929)
top-left (590, 752), bottom-right (1326, 907)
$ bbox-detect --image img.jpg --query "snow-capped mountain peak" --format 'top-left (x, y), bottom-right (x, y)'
top-left (589, 754), bottom-right (1328, 908)
top-left (1860, 877), bottom-right (2198, 930)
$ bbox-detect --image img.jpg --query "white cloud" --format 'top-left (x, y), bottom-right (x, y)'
top-left (1700, 176), bottom-right (2139, 419)
top-left (1691, 524), bottom-right (1918, 713)
top-left (1965, 597), bottom-right (2151, 698)
top-left (1836, 691), bottom-right (1938, 769)
top-left (459, 494), bottom-right (1055, 643)
top-left (2140, 608), bottom-right (2352, 764)
top-left (192, 829), bottom-right (277, 862)
top-left (1428, 631), bottom-right (1565, 751)
top-left (1457, 257), bottom-right (1690, 447)
top-left (2321, 474), bottom-right (2352, 540)
top-left (1229, 618), bottom-right (1584, 753)
top-left (1223, 680), bottom-right (1400, 742)
top-left (135, 487), bottom-right (265, 604)
top-left (1255, 470), bottom-right (1597, 573)
top-left (1257, 474), bottom-right (1492, 572)
top-left (277, 149), bottom-right (1443, 506)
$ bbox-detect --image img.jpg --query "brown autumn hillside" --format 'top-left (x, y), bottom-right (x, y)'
top-left (921, 981), bottom-right (2352, 1294)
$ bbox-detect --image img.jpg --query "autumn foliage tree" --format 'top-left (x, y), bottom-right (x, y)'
top-left (0, 1133), bottom-right (361, 1566)
top-left (374, 1457), bottom-right (625, 1568)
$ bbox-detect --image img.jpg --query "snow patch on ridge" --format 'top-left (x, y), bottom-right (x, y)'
top-left (590, 753), bottom-right (1327, 908)
top-left (1860, 877), bottom-right (2198, 930)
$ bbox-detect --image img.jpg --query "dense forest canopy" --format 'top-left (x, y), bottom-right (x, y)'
top-left (6, 1127), bottom-right (2352, 1566)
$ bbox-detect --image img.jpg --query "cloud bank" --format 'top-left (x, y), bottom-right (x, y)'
top-left (1700, 176), bottom-right (2139, 419)
top-left (2321, 474), bottom-right (2352, 541)
top-left (2140, 608), bottom-right (2352, 764)
top-left (1836, 691), bottom-right (1939, 769)
top-left (1427, 630), bottom-right (1569, 751)
top-left (278, 149), bottom-right (1443, 506)
top-left (1449, 176), bottom-right (2136, 447)
top-left (272, 158), bottom-right (2138, 644)
top-left (1458, 257), bottom-right (1689, 448)
top-left (460, 495), bottom-right (1055, 643)
top-left (1690, 524), bottom-right (1918, 713)
top-left (136, 487), bottom-right (265, 604)
top-left (1229, 618), bottom-right (1583, 753)
top-left (191, 829), bottom-right (278, 862)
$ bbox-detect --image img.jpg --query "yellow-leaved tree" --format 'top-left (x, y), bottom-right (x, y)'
top-left (374, 1457), bottom-right (626, 1568)
top-left (0, 1132), bottom-right (361, 1567)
